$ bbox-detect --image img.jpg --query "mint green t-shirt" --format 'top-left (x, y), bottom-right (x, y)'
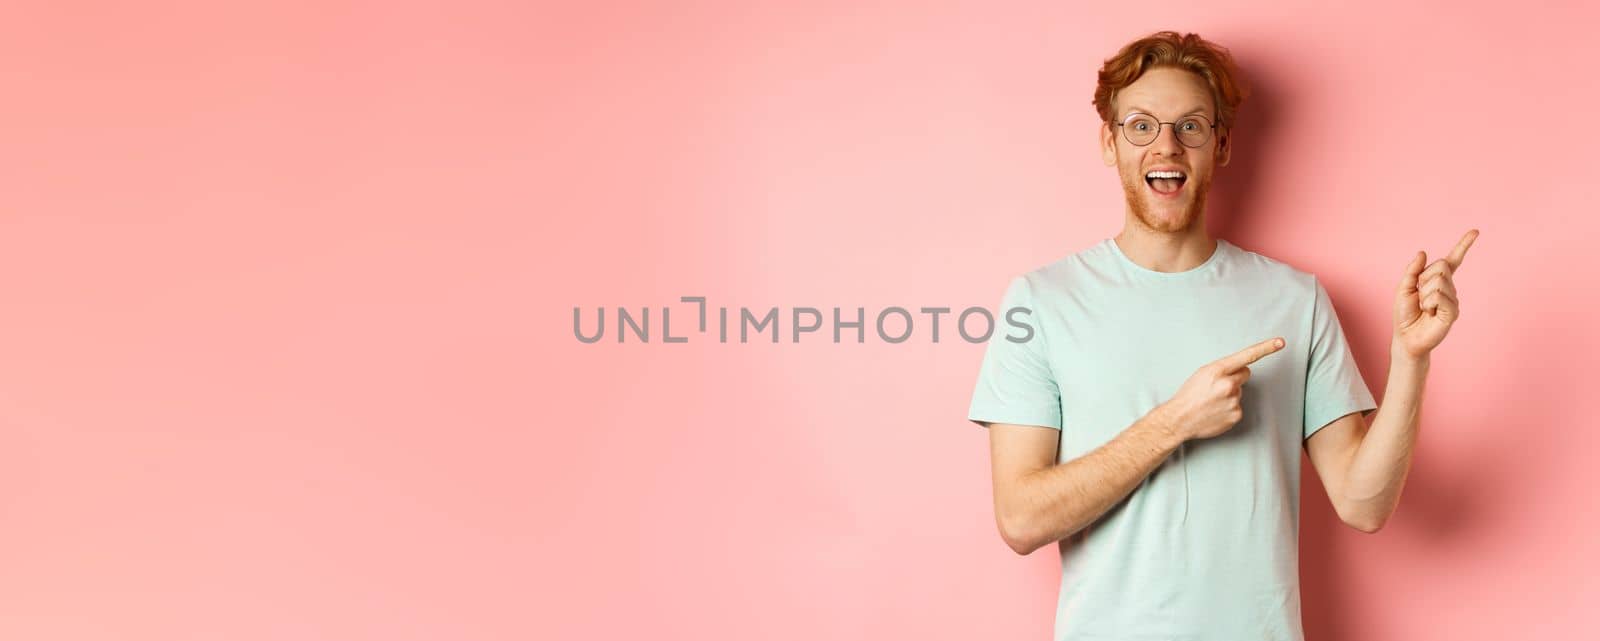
top-left (968, 237), bottom-right (1377, 641)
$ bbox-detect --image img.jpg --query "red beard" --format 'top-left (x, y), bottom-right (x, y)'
top-left (1121, 171), bottom-right (1210, 233)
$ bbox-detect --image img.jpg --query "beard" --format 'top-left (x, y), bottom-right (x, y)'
top-left (1120, 170), bottom-right (1211, 234)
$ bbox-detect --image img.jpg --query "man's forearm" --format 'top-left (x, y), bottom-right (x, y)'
top-left (1341, 339), bottom-right (1430, 528)
top-left (1005, 409), bottom-right (1185, 554)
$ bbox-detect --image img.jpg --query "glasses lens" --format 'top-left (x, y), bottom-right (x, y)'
top-left (1124, 115), bottom-right (1158, 145)
top-left (1176, 116), bottom-right (1212, 147)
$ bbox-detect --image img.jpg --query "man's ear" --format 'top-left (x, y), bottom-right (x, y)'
top-left (1100, 122), bottom-right (1117, 167)
top-left (1217, 129), bottom-right (1232, 167)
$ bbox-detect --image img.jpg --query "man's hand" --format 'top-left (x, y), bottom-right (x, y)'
top-left (1395, 229), bottom-right (1478, 359)
top-left (1156, 337), bottom-right (1286, 442)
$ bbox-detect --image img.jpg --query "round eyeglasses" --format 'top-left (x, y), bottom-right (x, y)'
top-left (1116, 112), bottom-right (1219, 148)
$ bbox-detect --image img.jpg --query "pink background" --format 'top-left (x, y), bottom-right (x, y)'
top-left (2, 1), bottom-right (1594, 639)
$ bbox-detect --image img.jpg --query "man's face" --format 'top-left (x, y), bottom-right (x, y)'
top-left (1100, 67), bottom-right (1231, 233)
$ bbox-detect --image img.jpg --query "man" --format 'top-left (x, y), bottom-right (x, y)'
top-left (967, 31), bottom-right (1476, 641)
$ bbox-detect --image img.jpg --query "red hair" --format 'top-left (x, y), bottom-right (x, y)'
top-left (1093, 31), bottom-right (1249, 132)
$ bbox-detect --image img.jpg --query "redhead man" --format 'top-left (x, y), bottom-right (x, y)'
top-left (968, 31), bottom-right (1476, 641)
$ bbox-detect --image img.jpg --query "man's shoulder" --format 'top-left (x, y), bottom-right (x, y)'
top-left (1223, 240), bottom-right (1321, 292)
top-left (1007, 238), bottom-right (1113, 291)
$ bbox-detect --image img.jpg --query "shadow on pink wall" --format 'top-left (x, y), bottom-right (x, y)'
top-left (1206, 49), bottom-right (1576, 641)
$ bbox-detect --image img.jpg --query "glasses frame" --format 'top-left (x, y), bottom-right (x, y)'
top-left (1115, 112), bottom-right (1220, 148)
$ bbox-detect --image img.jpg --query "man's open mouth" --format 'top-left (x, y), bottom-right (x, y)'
top-left (1145, 169), bottom-right (1187, 195)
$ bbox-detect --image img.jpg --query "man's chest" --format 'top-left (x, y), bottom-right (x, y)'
top-left (1032, 284), bottom-right (1312, 449)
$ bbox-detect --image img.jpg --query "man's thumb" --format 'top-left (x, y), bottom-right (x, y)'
top-left (1398, 250), bottom-right (1426, 293)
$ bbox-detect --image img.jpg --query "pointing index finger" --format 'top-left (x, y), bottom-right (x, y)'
top-left (1445, 229), bottom-right (1479, 271)
top-left (1217, 337), bottom-right (1286, 372)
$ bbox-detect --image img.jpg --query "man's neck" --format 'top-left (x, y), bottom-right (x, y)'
top-left (1113, 224), bottom-right (1218, 273)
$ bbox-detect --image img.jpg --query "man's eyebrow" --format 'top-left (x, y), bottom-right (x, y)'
top-left (1123, 105), bottom-right (1211, 118)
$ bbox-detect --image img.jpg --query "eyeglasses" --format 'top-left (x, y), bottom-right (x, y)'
top-left (1115, 112), bottom-right (1219, 148)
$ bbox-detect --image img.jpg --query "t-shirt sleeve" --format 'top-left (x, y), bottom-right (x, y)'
top-left (968, 275), bottom-right (1062, 430)
top-left (1303, 277), bottom-right (1378, 440)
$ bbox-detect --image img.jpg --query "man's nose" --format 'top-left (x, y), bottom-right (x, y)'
top-left (1151, 123), bottom-right (1185, 155)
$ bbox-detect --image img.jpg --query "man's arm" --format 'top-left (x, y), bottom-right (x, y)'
top-left (1304, 229), bottom-right (1477, 534)
top-left (988, 414), bottom-right (1183, 556)
top-left (1305, 346), bottom-right (1428, 533)
top-left (987, 337), bottom-right (1286, 555)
